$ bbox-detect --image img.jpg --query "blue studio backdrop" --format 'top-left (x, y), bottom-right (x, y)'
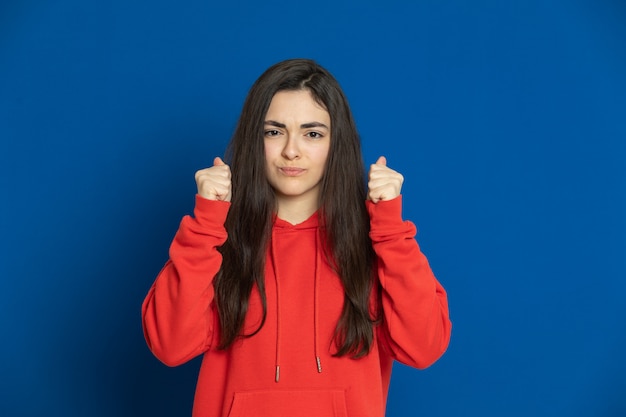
top-left (1, 1), bottom-right (625, 416)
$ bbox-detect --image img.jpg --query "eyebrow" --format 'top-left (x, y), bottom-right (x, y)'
top-left (264, 120), bottom-right (329, 130)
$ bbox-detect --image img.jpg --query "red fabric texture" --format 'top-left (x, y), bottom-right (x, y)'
top-left (142, 195), bottom-right (451, 417)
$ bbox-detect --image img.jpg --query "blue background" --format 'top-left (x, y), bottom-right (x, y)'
top-left (1, 0), bottom-right (625, 416)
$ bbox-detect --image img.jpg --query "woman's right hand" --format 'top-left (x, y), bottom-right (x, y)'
top-left (194, 157), bottom-right (232, 202)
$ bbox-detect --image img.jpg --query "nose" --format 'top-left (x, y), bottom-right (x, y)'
top-left (281, 135), bottom-right (300, 160)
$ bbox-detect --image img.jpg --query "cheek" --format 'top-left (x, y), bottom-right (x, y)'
top-left (264, 140), bottom-right (283, 158)
top-left (264, 141), bottom-right (274, 164)
top-left (313, 144), bottom-right (330, 167)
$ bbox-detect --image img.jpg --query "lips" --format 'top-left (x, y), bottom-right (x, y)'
top-left (279, 167), bottom-right (305, 177)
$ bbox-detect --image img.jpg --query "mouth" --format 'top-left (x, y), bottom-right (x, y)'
top-left (279, 167), bottom-right (305, 177)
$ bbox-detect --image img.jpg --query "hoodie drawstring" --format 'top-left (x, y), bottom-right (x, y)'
top-left (270, 222), bottom-right (323, 383)
top-left (271, 232), bottom-right (282, 382)
top-left (314, 231), bottom-right (322, 374)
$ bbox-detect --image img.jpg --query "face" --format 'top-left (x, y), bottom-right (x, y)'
top-left (264, 89), bottom-right (331, 213)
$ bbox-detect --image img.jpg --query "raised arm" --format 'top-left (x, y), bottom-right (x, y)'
top-left (367, 157), bottom-right (451, 368)
top-left (142, 158), bottom-right (232, 366)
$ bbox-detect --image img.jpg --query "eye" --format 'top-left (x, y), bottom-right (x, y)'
top-left (264, 129), bottom-right (281, 137)
top-left (306, 131), bottom-right (324, 139)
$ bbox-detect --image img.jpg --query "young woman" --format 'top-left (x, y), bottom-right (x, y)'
top-left (142, 58), bottom-right (451, 417)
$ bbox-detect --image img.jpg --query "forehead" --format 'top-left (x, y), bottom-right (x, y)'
top-left (265, 90), bottom-right (330, 124)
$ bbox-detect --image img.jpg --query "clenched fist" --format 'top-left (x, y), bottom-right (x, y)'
top-left (367, 156), bottom-right (404, 203)
top-left (195, 157), bottom-right (232, 202)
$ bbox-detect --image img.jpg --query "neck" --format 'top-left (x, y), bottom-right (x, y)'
top-left (275, 195), bottom-right (319, 225)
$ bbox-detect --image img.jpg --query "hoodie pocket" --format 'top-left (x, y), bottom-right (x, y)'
top-left (227, 389), bottom-right (348, 417)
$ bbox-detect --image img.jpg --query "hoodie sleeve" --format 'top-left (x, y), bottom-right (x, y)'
top-left (142, 195), bottom-right (229, 367)
top-left (367, 196), bottom-right (451, 369)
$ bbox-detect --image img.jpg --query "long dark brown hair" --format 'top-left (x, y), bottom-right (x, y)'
top-left (214, 58), bottom-right (376, 358)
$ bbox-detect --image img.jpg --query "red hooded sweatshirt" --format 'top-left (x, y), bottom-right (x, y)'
top-left (142, 195), bottom-right (451, 417)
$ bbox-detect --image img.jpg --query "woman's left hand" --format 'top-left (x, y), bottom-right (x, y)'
top-left (367, 156), bottom-right (404, 203)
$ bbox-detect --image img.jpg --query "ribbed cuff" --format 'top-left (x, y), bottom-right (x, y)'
top-left (367, 196), bottom-right (417, 239)
top-left (193, 194), bottom-right (231, 230)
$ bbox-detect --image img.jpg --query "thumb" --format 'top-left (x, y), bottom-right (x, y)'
top-left (375, 156), bottom-right (387, 166)
top-left (213, 156), bottom-right (226, 166)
